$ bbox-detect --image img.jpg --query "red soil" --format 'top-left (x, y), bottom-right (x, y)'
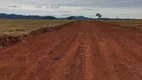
top-left (0, 20), bottom-right (142, 80)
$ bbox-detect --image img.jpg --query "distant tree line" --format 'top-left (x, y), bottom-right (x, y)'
top-left (0, 13), bottom-right (57, 20)
top-left (0, 13), bottom-right (134, 20)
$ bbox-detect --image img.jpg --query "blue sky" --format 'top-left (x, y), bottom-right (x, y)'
top-left (0, 0), bottom-right (142, 18)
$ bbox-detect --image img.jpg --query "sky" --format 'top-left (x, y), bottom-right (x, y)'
top-left (0, 0), bottom-right (142, 18)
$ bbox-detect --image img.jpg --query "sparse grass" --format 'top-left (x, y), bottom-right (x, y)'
top-left (105, 20), bottom-right (142, 31)
top-left (0, 19), bottom-right (74, 36)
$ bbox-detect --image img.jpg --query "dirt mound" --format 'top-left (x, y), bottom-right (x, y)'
top-left (0, 21), bottom-right (75, 47)
top-left (0, 35), bottom-right (21, 47)
top-left (30, 21), bottom-right (75, 36)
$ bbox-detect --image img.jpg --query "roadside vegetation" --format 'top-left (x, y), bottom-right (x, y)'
top-left (105, 20), bottom-right (142, 31)
top-left (0, 19), bottom-right (73, 36)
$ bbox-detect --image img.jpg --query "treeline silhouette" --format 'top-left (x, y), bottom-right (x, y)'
top-left (0, 13), bottom-right (57, 19)
top-left (0, 13), bottom-right (134, 20)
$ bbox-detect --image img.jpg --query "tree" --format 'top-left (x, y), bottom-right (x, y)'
top-left (96, 13), bottom-right (102, 19)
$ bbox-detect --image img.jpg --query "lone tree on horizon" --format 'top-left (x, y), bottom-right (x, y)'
top-left (96, 13), bottom-right (102, 19)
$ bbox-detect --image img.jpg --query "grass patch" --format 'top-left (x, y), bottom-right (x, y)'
top-left (0, 19), bottom-right (74, 36)
top-left (104, 20), bottom-right (142, 31)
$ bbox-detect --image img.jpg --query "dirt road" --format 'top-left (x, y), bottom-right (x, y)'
top-left (0, 20), bottom-right (142, 80)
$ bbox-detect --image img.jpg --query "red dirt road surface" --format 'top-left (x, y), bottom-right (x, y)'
top-left (0, 20), bottom-right (142, 80)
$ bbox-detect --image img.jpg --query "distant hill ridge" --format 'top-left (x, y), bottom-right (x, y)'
top-left (0, 13), bottom-right (134, 20)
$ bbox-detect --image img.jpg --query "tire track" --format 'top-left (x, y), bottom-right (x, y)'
top-left (83, 33), bottom-right (95, 80)
top-left (0, 20), bottom-right (142, 80)
top-left (48, 32), bottom-right (83, 80)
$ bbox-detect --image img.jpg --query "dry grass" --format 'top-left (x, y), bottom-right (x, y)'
top-left (0, 19), bottom-right (74, 36)
top-left (105, 20), bottom-right (142, 31)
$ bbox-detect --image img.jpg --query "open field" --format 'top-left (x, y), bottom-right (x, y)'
top-left (0, 19), bottom-right (73, 36)
top-left (105, 20), bottom-right (142, 31)
top-left (0, 20), bottom-right (142, 80)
